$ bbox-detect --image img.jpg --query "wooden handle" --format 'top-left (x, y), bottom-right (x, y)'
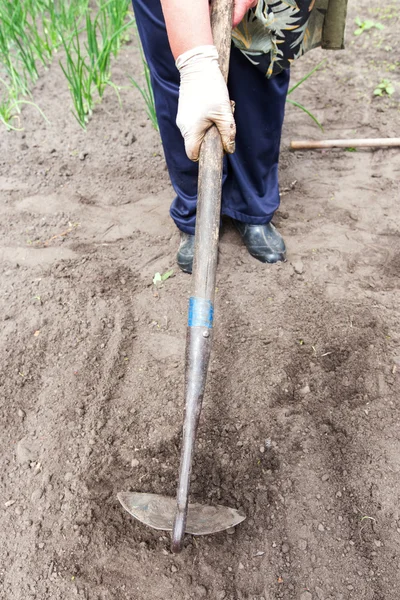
top-left (210, 0), bottom-right (233, 80)
top-left (171, 0), bottom-right (234, 554)
top-left (290, 138), bottom-right (400, 150)
top-left (192, 0), bottom-right (233, 299)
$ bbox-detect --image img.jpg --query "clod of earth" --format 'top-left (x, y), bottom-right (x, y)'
top-left (15, 438), bottom-right (38, 465)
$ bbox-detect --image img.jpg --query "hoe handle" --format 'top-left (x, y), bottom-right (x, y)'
top-left (171, 0), bottom-right (234, 554)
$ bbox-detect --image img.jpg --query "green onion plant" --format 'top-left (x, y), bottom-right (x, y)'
top-left (59, 27), bottom-right (94, 128)
top-left (59, 0), bottom-right (134, 128)
top-left (130, 38), bottom-right (158, 131)
top-left (286, 59), bottom-right (327, 131)
top-left (0, 0), bottom-right (133, 130)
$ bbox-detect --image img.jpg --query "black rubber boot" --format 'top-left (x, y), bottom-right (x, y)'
top-left (177, 232), bottom-right (195, 274)
top-left (232, 219), bottom-right (286, 263)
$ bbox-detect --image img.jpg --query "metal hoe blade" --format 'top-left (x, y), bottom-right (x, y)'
top-left (118, 492), bottom-right (245, 535)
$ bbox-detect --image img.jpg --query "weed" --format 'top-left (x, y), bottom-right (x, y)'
top-left (374, 79), bottom-right (395, 96)
top-left (354, 17), bottom-right (384, 35)
top-left (368, 4), bottom-right (398, 21)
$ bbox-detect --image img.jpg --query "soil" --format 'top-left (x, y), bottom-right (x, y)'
top-left (1, 1), bottom-right (399, 599)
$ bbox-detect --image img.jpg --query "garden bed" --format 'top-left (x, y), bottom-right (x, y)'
top-left (0, 1), bottom-right (399, 599)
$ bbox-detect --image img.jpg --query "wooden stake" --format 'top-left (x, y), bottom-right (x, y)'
top-left (290, 138), bottom-right (400, 150)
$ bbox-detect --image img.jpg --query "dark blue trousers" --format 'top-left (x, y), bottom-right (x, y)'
top-left (132, 0), bottom-right (290, 235)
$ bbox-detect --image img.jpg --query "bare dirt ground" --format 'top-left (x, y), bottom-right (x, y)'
top-left (1, 1), bottom-right (399, 599)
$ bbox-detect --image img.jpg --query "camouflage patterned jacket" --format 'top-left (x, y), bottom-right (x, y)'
top-left (232, 0), bottom-right (348, 77)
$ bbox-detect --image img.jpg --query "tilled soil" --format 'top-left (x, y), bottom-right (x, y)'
top-left (1, 2), bottom-right (399, 599)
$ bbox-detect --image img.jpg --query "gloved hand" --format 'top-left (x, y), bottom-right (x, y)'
top-left (176, 45), bottom-right (236, 162)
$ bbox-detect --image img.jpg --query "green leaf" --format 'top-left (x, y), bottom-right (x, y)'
top-left (374, 79), bottom-right (395, 96)
top-left (288, 59), bottom-right (327, 96)
top-left (286, 98), bottom-right (324, 131)
top-left (353, 18), bottom-right (384, 35)
top-left (153, 270), bottom-right (174, 285)
top-left (161, 269), bottom-right (174, 281)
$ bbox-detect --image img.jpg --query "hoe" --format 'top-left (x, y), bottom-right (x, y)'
top-left (118, 0), bottom-right (245, 554)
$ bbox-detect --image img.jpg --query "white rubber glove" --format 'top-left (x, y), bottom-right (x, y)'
top-left (175, 45), bottom-right (236, 162)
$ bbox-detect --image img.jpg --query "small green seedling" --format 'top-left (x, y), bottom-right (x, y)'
top-left (0, 92), bottom-right (49, 130)
top-left (153, 270), bottom-right (174, 285)
top-left (287, 59), bottom-right (327, 131)
top-left (374, 79), bottom-right (395, 96)
top-left (354, 18), bottom-right (384, 35)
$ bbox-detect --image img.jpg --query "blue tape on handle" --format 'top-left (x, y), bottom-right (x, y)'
top-left (188, 297), bottom-right (214, 328)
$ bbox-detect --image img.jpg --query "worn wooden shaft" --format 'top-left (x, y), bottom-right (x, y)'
top-left (290, 138), bottom-right (400, 150)
top-left (171, 0), bottom-right (233, 554)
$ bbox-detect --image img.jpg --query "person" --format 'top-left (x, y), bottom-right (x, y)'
top-left (131, 0), bottom-right (347, 273)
